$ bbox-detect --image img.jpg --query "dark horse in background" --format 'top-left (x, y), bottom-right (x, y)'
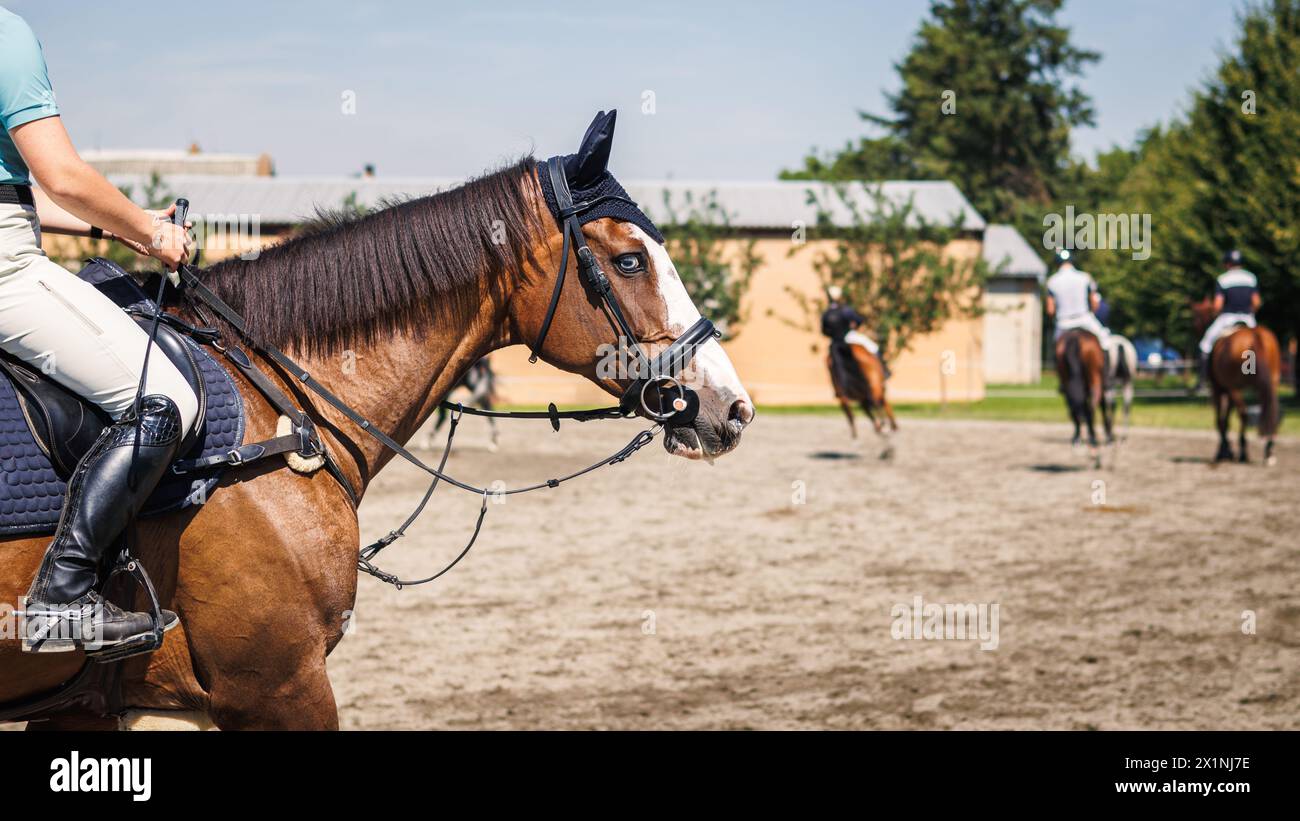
top-left (1055, 329), bottom-right (1111, 467)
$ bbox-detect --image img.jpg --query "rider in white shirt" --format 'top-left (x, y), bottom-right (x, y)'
top-left (1045, 249), bottom-right (1110, 348)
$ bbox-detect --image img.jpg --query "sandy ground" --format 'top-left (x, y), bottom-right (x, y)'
top-left (322, 414), bottom-right (1299, 729)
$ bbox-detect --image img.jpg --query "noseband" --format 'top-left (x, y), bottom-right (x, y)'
top-left (528, 156), bottom-right (718, 425)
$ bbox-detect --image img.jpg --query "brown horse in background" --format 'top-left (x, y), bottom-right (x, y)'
top-left (1209, 325), bottom-right (1282, 465)
top-left (1054, 329), bottom-right (1110, 467)
top-left (828, 342), bottom-right (897, 458)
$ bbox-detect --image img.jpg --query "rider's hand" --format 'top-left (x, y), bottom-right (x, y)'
top-left (112, 206), bottom-right (192, 259)
top-left (145, 203), bottom-right (193, 272)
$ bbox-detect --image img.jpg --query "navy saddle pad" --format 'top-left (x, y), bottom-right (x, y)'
top-left (0, 258), bottom-right (245, 536)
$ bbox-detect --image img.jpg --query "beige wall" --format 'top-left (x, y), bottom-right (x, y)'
top-left (51, 230), bottom-right (989, 407)
top-left (983, 277), bottom-right (1042, 385)
top-left (491, 236), bottom-right (986, 407)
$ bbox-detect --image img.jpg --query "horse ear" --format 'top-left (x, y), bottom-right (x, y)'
top-left (568, 110), bottom-right (616, 187)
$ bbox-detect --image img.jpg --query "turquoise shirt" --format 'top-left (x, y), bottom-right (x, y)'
top-left (0, 7), bottom-right (60, 186)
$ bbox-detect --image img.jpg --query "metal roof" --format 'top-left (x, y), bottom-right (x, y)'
top-left (630, 179), bottom-right (985, 232)
top-left (981, 224), bottom-right (1048, 282)
top-left (108, 174), bottom-right (986, 232)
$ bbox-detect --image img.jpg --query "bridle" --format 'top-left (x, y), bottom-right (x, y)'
top-left (526, 156), bottom-right (718, 425)
top-left (168, 161), bottom-right (723, 588)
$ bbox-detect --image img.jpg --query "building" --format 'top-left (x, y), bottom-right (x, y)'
top-left (91, 171), bottom-right (1046, 405)
top-left (84, 146), bottom-right (274, 178)
top-left (980, 225), bottom-right (1047, 385)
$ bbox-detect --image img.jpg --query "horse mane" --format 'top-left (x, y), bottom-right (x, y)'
top-left (199, 156), bottom-right (544, 357)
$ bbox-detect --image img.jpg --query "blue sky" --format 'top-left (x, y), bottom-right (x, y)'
top-left (6, 0), bottom-right (1243, 180)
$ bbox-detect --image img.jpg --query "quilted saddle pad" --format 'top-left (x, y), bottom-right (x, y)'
top-left (0, 259), bottom-right (245, 536)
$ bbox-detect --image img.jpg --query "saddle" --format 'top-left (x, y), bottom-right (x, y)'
top-left (1214, 320), bottom-right (1252, 345)
top-left (0, 258), bottom-right (246, 536)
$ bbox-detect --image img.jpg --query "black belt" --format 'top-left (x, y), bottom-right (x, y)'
top-left (0, 184), bottom-right (35, 207)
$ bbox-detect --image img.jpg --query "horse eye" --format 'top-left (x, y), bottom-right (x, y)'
top-left (613, 253), bottom-right (646, 276)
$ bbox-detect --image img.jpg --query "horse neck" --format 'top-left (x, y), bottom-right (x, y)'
top-left (299, 278), bottom-right (514, 495)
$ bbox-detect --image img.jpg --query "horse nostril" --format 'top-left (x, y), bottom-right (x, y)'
top-left (729, 398), bottom-right (755, 426)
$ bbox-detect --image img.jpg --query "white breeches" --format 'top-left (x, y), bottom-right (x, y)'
top-left (1199, 313), bottom-right (1256, 355)
top-left (844, 329), bottom-right (879, 355)
top-left (1054, 313), bottom-right (1110, 347)
top-left (0, 203), bottom-right (199, 431)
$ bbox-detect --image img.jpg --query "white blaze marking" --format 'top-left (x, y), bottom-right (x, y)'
top-left (626, 224), bottom-right (752, 409)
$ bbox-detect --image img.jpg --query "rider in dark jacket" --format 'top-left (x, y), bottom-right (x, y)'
top-left (821, 300), bottom-right (866, 341)
top-left (821, 285), bottom-right (889, 381)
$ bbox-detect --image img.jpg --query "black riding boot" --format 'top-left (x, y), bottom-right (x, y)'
top-left (23, 395), bottom-right (184, 655)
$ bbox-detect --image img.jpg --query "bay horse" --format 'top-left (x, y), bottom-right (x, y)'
top-left (0, 115), bottom-right (753, 729)
top-left (1054, 329), bottom-right (1109, 467)
top-left (827, 341), bottom-right (897, 458)
top-left (1208, 325), bottom-right (1281, 465)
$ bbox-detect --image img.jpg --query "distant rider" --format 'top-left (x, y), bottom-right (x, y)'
top-left (1198, 249), bottom-right (1260, 375)
top-left (1045, 249), bottom-right (1111, 348)
top-left (821, 284), bottom-right (889, 378)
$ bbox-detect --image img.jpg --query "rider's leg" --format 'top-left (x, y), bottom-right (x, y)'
top-left (845, 331), bottom-right (889, 379)
top-left (25, 394), bottom-right (189, 652)
top-left (1199, 314), bottom-right (1238, 385)
top-left (1198, 319), bottom-right (1220, 360)
top-left (1080, 314), bottom-right (1110, 348)
top-left (0, 205), bottom-right (199, 652)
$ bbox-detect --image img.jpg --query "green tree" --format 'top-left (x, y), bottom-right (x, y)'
top-left (1057, 127), bottom-right (1201, 348)
top-left (1162, 0), bottom-right (1300, 352)
top-left (784, 184), bottom-right (991, 360)
top-left (786, 0), bottom-right (1098, 233)
top-left (340, 190), bottom-right (370, 218)
top-left (780, 134), bottom-right (919, 182)
top-left (659, 190), bottom-right (761, 341)
top-left (1081, 0), bottom-right (1300, 362)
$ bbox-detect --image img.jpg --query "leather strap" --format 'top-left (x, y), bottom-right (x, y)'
top-left (171, 433), bottom-right (303, 473)
top-left (530, 156), bottom-right (648, 364)
top-left (528, 157), bottom-right (718, 424)
top-left (174, 263), bottom-right (660, 497)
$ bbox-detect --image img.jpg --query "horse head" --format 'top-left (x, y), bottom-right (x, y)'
top-left (510, 111), bottom-right (754, 460)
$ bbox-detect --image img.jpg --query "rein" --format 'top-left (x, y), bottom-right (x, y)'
top-left (170, 261), bottom-right (665, 589)
top-left (166, 157), bottom-right (721, 588)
